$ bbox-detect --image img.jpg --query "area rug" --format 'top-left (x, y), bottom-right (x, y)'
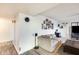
top-left (0, 41), bottom-right (18, 55)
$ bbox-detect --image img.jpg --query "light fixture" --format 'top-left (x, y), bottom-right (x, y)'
top-left (25, 17), bottom-right (30, 22)
top-left (12, 20), bottom-right (16, 23)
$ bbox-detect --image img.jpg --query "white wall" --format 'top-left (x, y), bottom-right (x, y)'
top-left (14, 13), bottom-right (69, 54)
top-left (14, 13), bottom-right (60, 54)
top-left (14, 13), bottom-right (39, 54)
top-left (0, 18), bottom-right (13, 42)
top-left (35, 15), bottom-right (68, 38)
top-left (60, 14), bottom-right (79, 40)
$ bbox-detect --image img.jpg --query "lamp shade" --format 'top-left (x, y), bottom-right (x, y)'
top-left (35, 33), bottom-right (38, 36)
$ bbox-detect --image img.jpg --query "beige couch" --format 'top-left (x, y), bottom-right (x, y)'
top-left (38, 35), bottom-right (62, 54)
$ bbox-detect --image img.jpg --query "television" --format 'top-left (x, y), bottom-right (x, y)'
top-left (72, 26), bottom-right (79, 33)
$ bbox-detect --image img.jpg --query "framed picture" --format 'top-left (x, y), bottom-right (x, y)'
top-left (42, 19), bottom-right (53, 29)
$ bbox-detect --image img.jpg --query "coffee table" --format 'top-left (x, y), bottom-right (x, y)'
top-left (63, 40), bottom-right (79, 55)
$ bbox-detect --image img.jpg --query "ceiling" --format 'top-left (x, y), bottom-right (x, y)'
top-left (0, 3), bottom-right (59, 20)
top-left (40, 3), bottom-right (79, 19)
top-left (0, 3), bottom-right (79, 21)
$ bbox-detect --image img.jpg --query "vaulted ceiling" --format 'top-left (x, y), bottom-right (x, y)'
top-left (0, 3), bottom-right (79, 21)
top-left (40, 3), bottom-right (79, 19)
top-left (0, 3), bottom-right (59, 19)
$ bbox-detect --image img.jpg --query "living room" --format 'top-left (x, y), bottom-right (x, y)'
top-left (0, 3), bottom-right (79, 55)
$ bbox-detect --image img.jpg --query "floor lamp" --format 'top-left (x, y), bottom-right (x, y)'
top-left (34, 33), bottom-right (39, 49)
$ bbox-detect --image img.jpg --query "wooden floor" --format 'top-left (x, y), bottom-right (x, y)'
top-left (0, 41), bottom-right (71, 55)
top-left (22, 46), bottom-right (71, 55)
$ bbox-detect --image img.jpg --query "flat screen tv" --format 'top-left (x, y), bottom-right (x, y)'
top-left (72, 26), bottom-right (79, 33)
